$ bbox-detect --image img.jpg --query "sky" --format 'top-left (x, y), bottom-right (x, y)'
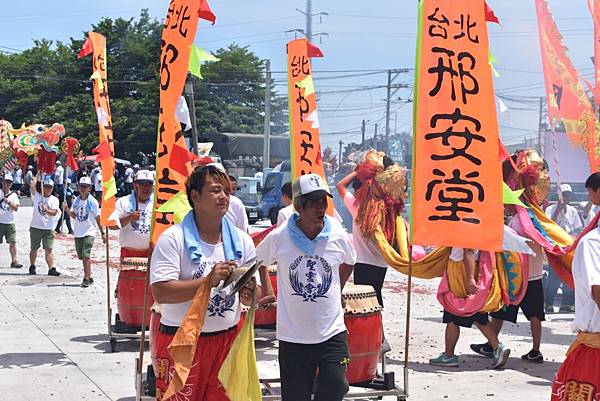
top-left (0, 0), bottom-right (596, 155)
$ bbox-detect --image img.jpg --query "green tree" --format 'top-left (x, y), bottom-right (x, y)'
top-left (0, 11), bottom-right (287, 162)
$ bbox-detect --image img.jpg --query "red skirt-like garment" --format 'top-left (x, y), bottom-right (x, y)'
top-left (551, 345), bottom-right (600, 401)
top-left (153, 325), bottom-right (239, 401)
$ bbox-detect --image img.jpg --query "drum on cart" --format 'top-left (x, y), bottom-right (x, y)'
top-left (116, 257), bottom-right (154, 328)
top-left (343, 284), bottom-right (383, 384)
top-left (255, 265), bottom-right (277, 327)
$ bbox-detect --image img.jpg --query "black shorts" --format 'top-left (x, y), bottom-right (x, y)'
top-left (443, 310), bottom-right (489, 328)
top-left (490, 279), bottom-right (545, 323)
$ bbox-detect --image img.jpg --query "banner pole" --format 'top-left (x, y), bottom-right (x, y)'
top-left (403, 244), bottom-right (413, 397)
top-left (136, 251), bottom-right (152, 400)
top-left (105, 227), bottom-right (112, 344)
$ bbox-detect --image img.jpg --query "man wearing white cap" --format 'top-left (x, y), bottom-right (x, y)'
top-left (62, 177), bottom-right (105, 287)
top-left (545, 184), bottom-right (582, 313)
top-left (0, 172), bottom-right (22, 268)
top-left (29, 175), bottom-right (60, 276)
top-left (114, 170), bottom-right (154, 259)
top-left (256, 173), bottom-right (357, 401)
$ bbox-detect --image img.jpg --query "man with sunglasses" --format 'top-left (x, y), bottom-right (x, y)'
top-left (114, 170), bottom-right (154, 260)
top-left (256, 173), bottom-right (356, 401)
top-left (62, 177), bottom-right (105, 287)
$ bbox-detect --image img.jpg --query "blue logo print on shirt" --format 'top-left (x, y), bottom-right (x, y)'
top-left (131, 209), bottom-right (150, 234)
top-left (289, 255), bottom-right (333, 302)
top-left (208, 292), bottom-right (235, 317)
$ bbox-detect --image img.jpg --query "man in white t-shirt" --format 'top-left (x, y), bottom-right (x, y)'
top-left (470, 214), bottom-right (547, 364)
top-left (114, 170), bottom-right (154, 259)
top-left (551, 173), bottom-right (600, 399)
top-left (545, 184), bottom-right (581, 313)
top-left (150, 164), bottom-right (271, 401)
top-left (12, 166), bottom-right (23, 193)
top-left (276, 181), bottom-right (294, 227)
top-left (256, 173), bottom-right (357, 401)
top-left (29, 175), bottom-right (60, 276)
top-left (0, 172), bottom-right (22, 268)
top-left (124, 163), bottom-right (134, 194)
top-left (62, 177), bottom-right (105, 287)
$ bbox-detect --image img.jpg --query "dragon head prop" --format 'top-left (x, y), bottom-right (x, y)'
top-left (504, 148), bottom-right (550, 206)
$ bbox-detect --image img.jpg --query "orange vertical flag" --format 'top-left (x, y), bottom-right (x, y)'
top-left (536, 0), bottom-right (599, 172)
top-left (286, 39), bottom-right (334, 214)
top-left (151, 0), bottom-right (206, 245)
top-left (84, 32), bottom-right (117, 226)
top-left (411, 0), bottom-right (503, 251)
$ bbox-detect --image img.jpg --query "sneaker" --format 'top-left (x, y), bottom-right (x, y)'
top-left (10, 262), bottom-right (23, 269)
top-left (544, 305), bottom-right (555, 314)
top-left (492, 343), bottom-right (511, 369)
top-left (470, 343), bottom-right (493, 358)
top-left (47, 268), bottom-right (60, 276)
top-left (29, 265), bottom-right (36, 275)
top-left (429, 353), bottom-right (459, 367)
top-left (521, 350), bottom-right (543, 363)
top-left (81, 278), bottom-right (90, 288)
top-left (558, 306), bottom-right (575, 313)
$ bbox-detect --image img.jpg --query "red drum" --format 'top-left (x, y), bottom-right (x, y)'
top-left (116, 258), bottom-right (154, 328)
top-left (343, 284), bottom-right (383, 384)
top-left (149, 306), bottom-right (161, 374)
top-left (255, 265), bottom-right (277, 327)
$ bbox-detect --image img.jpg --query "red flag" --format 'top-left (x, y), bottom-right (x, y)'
top-left (92, 141), bottom-right (111, 161)
top-left (169, 144), bottom-right (197, 177)
top-left (485, 2), bottom-right (500, 24)
top-left (307, 41), bottom-right (324, 58)
top-left (498, 138), bottom-right (509, 162)
top-left (77, 37), bottom-right (93, 59)
top-left (198, 0), bottom-right (216, 25)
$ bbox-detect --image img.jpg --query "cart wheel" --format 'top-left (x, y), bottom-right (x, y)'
top-left (109, 338), bottom-right (117, 352)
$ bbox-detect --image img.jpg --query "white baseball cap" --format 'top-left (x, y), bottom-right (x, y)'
top-left (79, 176), bottom-right (92, 186)
top-left (43, 177), bottom-right (54, 187)
top-left (292, 173), bottom-right (332, 199)
top-left (560, 184), bottom-right (573, 193)
top-left (135, 170), bottom-right (154, 183)
top-left (3, 172), bottom-right (13, 181)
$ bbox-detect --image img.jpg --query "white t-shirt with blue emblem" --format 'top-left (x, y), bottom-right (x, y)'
top-left (70, 196), bottom-right (100, 238)
top-left (150, 223), bottom-right (257, 332)
top-left (256, 217), bottom-right (357, 344)
top-left (0, 190), bottom-right (19, 225)
top-left (115, 194), bottom-right (153, 249)
top-left (31, 193), bottom-right (60, 230)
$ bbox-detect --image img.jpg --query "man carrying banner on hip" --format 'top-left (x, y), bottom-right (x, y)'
top-left (551, 172), bottom-right (600, 401)
top-left (150, 165), bottom-right (266, 401)
top-left (257, 173), bottom-right (356, 401)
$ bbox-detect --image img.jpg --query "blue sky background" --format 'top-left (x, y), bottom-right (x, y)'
top-left (0, 0), bottom-right (595, 153)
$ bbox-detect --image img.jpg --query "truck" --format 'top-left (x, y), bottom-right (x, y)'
top-left (235, 176), bottom-right (262, 224)
top-left (261, 161), bottom-right (291, 224)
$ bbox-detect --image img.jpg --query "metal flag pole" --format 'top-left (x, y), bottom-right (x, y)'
top-left (105, 226), bottom-right (113, 348)
top-left (135, 251), bottom-right (152, 401)
top-left (403, 244), bottom-right (413, 397)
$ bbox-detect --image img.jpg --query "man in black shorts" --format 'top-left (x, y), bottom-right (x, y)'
top-left (470, 218), bottom-right (546, 363)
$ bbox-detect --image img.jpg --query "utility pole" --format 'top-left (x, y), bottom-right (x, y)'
top-left (361, 119), bottom-right (366, 150)
top-left (338, 139), bottom-right (343, 171)
top-left (374, 123), bottom-right (378, 150)
top-left (262, 60), bottom-right (272, 175)
top-left (289, 0), bottom-right (328, 43)
top-left (537, 96), bottom-right (544, 157)
top-left (384, 69), bottom-right (411, 155)
top-left (184, 75), bottom-right (199, 155)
